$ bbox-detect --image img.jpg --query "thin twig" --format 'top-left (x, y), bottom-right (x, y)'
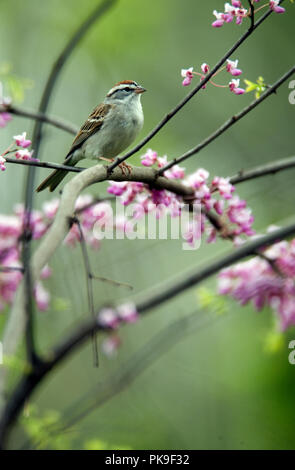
top-left (5, 157), bottom-right (84, 173)
top-left (247, 1), bottom-right (255, 30)
top-left (91, 275), bottom-right (133, 290)
top-left (158, 65), bottom-right (295, 174)
top-left (73, 217), bottom-right (99, 367)
top-left (0, 105), bottom-right (77, 135)
top-left (0, 266), bottom-right (24, 273)
top-left (107, 2), bottom-right (284, 173)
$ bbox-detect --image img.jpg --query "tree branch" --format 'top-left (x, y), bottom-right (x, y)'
top-left (74, 218), bottom-right (99, 367)
top-left (229, 155), bottom-right (295, 185)
top-left (158, 65), bottom-right (295, 174)
top-left (107, 2), bottom-right (284, 173)
top-left (247, 1), bottom-right (255, 30)
top-left (0, 105), bottom-right (77, 135)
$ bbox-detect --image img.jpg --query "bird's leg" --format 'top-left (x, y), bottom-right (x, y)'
top-left (99, 157), bottom-right (132, 176)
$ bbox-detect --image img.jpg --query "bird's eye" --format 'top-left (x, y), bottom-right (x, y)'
top-left (123, 87), bottom-right (131, 92)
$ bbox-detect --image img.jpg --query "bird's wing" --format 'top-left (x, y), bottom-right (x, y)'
top-left (66, 103), bottom-right (113, 157)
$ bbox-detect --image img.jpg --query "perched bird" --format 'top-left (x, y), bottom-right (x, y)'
top-left (36, 80), bottom-right (146, 192)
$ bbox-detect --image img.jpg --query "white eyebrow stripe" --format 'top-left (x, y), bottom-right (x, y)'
top-left (107, 83), bottom-right (137, 96)
top-left (89, 118), bottom-right (101, 122)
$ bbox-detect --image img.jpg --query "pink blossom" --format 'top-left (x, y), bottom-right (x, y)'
top-left (43, 199), bottom-right (60, 219)
top-left (211, 176), bottom-right (235, 199)
top-left (0, 155), bottom-right (6, 171)
top-left (34, 281), bottom-right (50, 311)
top-left (13, 131), bottom-right (31, 148)
top-left (201, 63), bottom-right (210, 74)
top-left (120, 182), bottom-right (144, 206)
top-left (231, 0), bottom-right (241, 7)
top-left (0, 249), bottom-right (22, 308)
top-left (16, 207), bottom-right (48, 240)
top-left (164, 164), bottom-right (185, 180)
top-left (229, 78), bottom-right (245, 95)
top-left (269, 0), bottom-right (285, 13)
top-left (0, 112), bottom-right (12, 128)
top-left (227, 196), bottom-right (255, 235)
top-left (97, 308), bottom-right (119, 329)
top-left (223, 3), bottom-right (236, 22)
top-left (64, 223), bottom-right (81, 247)
top-left (226, 59), bottom-right (242, 76)
top-left (181, 67), bottom-right (194, 86)
top-left (218, 244), bottom-right (295, 331)
top-left (195, 184), bottom-right (211, 201)
top-left (186, 168), bottom-right (209, 189)
top-left (40, 265), bottom-right (52, 279)
top-left (74, 194), bottom-right (93, 211)
top-left (117, 302), bottom-right (138, 323)
top-left (107, 181), bottom-right (128, 196)
top-left (101, 335), bottom-right (121, 357)
top-left (115, 215), bottom-right (134, 234)
top-left (235, 8), bottom-right (248, 24)
top-left (183, 218), bottom-right (202, 248)
top-left (207, 228), bottom-right (217, 244)
top-left (15, 149), bottom-right (38, 161)
top-left (212, 10), bottom-right (225, 27)
top-left (157, 156), bottom-right (168, 168)
top-left (141, 149), bottom-right (158, 167)
top-left (213, 199), bottom-right (224, 215)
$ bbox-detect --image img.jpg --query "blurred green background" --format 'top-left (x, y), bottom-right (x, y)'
top-left (0, 0), bottom-right (295, 449)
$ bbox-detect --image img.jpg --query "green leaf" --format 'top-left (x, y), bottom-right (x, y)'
top-left (244, 76), bottom-right (266, 99)
top-left (263, 330), bottom-right (284, 354)
top-left (197, 287), bottom-right (227, 315)
top-left (84, 439), bottom-right (132, 450)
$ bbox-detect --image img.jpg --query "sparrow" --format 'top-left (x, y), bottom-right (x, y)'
top-left (36, 80), bottom-right (146, 192)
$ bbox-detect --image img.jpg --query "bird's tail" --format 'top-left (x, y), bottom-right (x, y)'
top-left (36, 155), bottom-right (77, 192)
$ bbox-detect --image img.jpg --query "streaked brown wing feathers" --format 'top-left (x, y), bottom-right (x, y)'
top-left (66, 103), bottom-right (112, 157)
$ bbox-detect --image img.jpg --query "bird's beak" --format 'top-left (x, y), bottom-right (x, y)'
top-left (135, 86), bottom-right (147, 94)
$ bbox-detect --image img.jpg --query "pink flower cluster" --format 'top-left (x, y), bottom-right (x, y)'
top-left (0, 132), bottom-right (37, 171)
top-left (218, 237), bottom-right (295, 330)
top-left (0, 195), bottom-right (123, 311)
top-left (0, 112), bottom-right (11, 129)
top-left (0, 81), bottom-right (12, 129)
top-left (107, 150), bottom-right (255, 249)
top-left (184, 169), bottom-right (254, 247)
top-left (0, 208), bottom-right (50, 311)
top-left (212, 1), bottom-right (285, 28)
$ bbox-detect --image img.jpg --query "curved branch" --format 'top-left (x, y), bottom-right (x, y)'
top-left (229, 155), bottom-right (295, 185)
top-left (0, 163), bottom-right (195, 408)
